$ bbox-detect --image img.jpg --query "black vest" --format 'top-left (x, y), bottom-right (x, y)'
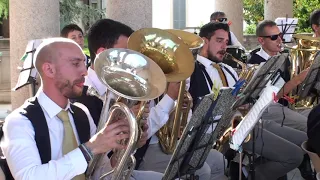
top-left (19, 97), bottom-right (91, 164)
top-left (0, 97), bottom-right (90, 180)
top-left (189, 62), bottom-right (213, 111)
top-left (75, 93), bottom-right (103, 126)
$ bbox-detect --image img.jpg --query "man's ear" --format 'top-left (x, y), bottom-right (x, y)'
top-left (257, 37), bottom-right (264, 45)
top-left (42, 62), bottom-right (56, 78)
top-left (96, 47), bottom-right (106, 55)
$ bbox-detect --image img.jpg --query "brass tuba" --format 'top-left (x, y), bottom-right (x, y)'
top-left (85, 48), bottom-right (167, 180)
top-left (286, 34), bottom-right (320, 110)
top-left (127, 28), bottom-right (196, 154)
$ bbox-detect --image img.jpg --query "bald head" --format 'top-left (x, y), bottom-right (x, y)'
top-left (34, 38), bottom-right (83, 76)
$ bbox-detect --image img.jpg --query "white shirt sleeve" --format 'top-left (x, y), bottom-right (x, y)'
top-left (230, 31), bottom-right (246, 51)
top-left (147, 94), bottom-right (175, 139)
top-left (1, 111), bottom-right (88, 180)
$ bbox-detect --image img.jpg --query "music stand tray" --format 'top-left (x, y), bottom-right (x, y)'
top-left (13, 39), bottom-right (42, 94)
top-left (232, 53), bottom-right (288, 109)
top-left (162, 88), bottom-right (236, 180)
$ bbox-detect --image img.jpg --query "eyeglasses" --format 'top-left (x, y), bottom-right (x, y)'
top-left (260, 33), bottom-right (283, 41)
top-left (216, 18), bottom-right (228, 23)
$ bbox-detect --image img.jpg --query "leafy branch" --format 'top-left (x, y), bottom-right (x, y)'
top-left (0, 0), bottom-right (9, 22)
top-left (60, 0), bottom-right (106, 30)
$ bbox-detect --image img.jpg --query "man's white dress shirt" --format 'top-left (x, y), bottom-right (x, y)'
top-left (1, 88), bottom-right (96, 180)
top-left (196, 55), bottom-right (239, 91)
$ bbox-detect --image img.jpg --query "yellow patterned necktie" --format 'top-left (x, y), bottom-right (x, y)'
top-left (212, 63), bottom-right (228, 87)
top-left (57, 110), bottom-right (85, 180)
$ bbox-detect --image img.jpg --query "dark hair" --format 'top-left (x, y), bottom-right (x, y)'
top-left (210, 11), bottom-right (226, 21)
top-left (60, 24), bottom-right (83, 37)
top-left (310, 9), bottom-right (320, 31)
top-left (256, 20), bottom-right (277, 36)
top-left (199, 22), bottom-right (229, 40)
top-left (87, 19), bottom-right (134, 63)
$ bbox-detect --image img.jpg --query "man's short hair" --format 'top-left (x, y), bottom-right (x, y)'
top-left (60, 24), bottom-right (84, 37)
top-left (199, 22), bottom-right (230, 40)
top-left (210, 11), bottom-right (226, 21)
top-left (87, 19), bottom-right (134, 63)
top-left (310, 9), bottom-right (320, 31)
top-left (256, 20), bottom-right (277, 37)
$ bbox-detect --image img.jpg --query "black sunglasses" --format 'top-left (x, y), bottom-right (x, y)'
top-left (260, 33), bottom-right (283, 41)
top-left (217, 18), bottom-right (228, 23)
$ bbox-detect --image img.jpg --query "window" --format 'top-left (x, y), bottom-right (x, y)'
top-left (173, 0), bottom-right (186, 29)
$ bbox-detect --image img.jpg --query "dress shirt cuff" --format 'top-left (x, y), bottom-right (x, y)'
top-left (67, 148), bottom-right (88, 174)
top-left (157, 94), bottom-right (175, 113)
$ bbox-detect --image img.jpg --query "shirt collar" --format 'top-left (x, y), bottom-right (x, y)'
top-left (85, 67), bottom-right (107, 96)
top-left (36, 88), bottom-right (73, 119)
top-left (256, 47), bottom-right (271, 60)
top-left (197, 55), bottom-right (224, 67)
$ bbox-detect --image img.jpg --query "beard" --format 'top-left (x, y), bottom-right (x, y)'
top-left (55, 71), bottom-right (84, 99)
top-left (207, 49), bottom-right (225, 63)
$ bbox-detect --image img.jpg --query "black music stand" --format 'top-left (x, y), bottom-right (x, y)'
top-left (275, 16), bottom-right (298, 43)
top-left (162, 88), bottom-right (236, 180)
top-left (229, 54), bottom-right (288, 180)
top-left (297, 51), bottom-right (320, 100)
top-left (12, 39), bottom-right (42, 96)
top-left (232, 53), bottom-right (289, 109)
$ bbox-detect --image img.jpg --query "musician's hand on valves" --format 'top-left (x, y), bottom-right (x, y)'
top-left (84, 120), bottom-right (130, 155)
top-left (167, 82), bottom-right (181, 100)
top-left (137, 121), bottom-right (149, 148)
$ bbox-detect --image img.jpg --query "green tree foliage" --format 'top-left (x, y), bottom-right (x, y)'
top-left (293, 0), bottom-right (320, 33)
top-left (243, 0), bottom-right (264, 26)
top-left (60, 0), bottom-right (106, 31)
top-left (243, 0), bottom-right (320, 34)
top-left (0, 0), bottom-right (9, 23)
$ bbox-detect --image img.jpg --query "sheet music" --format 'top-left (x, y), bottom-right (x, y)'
top-left (229, 85), bottom-right (281, 151)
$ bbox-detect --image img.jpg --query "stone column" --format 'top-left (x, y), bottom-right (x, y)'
top-left (264, 0), bottom-right (293, 20)
top-left (215, 0), bottom-right (244, 44)
top-left (10, 0), bottom-right (60, 109)
top-left (106, 0), bottom-right (152, 30)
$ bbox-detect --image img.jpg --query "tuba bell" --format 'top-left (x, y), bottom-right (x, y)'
top-left (85, 48), bottom-right (167, 180)
top-left (127, 28), bottom-right (196, 154)
top-left (285, 34), bottom-right (320, 110)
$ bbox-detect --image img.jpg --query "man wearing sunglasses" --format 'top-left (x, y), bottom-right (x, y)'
top-left (248, 20), bottom-right (314, 180)
top-left (210, 11), bottom-right (245, 50)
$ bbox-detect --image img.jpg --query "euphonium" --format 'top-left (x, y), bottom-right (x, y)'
top-left (85, 48), bottom-right (167, 180)
top-left (127, 28), bottom-right (196, 154)
top-left (285, 34), bottom-right (320, 110)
